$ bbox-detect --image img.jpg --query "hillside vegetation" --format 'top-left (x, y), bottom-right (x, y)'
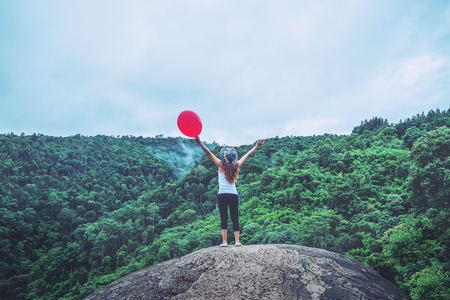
top-left (1, 108), bottom-right (450, 299)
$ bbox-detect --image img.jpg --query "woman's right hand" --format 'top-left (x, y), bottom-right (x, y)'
top-left (194, 136), bottom-right (201, 145)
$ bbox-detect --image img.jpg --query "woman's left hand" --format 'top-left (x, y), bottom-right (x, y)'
top-left (256, 139), bottom-right (265, 147)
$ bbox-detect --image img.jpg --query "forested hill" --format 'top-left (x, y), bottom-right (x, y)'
top-left (0, 134), bottom-right (216, 298)
top-left (1, 108), bottom-right (450, 300)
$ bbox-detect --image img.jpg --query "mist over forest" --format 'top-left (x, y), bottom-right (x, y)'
top-left (146, 136), bottom-right (218, 179)
top-left (1, 108), bottom-right (450, 299)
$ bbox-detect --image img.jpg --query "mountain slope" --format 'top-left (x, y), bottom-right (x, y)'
top-left (1, 107), bottom-right (449, 299)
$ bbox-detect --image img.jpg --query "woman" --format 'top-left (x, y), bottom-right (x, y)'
top-left (195, 136), bottom-right (265, 247)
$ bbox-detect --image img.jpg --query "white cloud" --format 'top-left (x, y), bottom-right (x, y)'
top-left (284, 117), bottom-right (344, 137)
top-left (368, 55), bottom-right (448, 101)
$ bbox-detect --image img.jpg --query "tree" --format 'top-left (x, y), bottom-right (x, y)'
top-left (146, 203), bottom-right (160, 230)
top-left (179, 209), bottom-right (196, 224)
top-left (403, 126), bottom-right (425, 149)
top-left (57, 208), bottom-right (76, 233)
top-left (408, 126), bottom-right (450, 210)
top-left (408, 267), bottom-right (450, 300)
top-left (23, 207), bottom-right (37, 224)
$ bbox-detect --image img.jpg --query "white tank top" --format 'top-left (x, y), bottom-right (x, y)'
top-left (218, 172), bottom-right (238, 195)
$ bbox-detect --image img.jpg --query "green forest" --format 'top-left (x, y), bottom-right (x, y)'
top-left (1, 108), bottom-right (450, 300)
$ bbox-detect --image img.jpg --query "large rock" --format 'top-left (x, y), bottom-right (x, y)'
top-left (85, 244), bottom-right (408, 300)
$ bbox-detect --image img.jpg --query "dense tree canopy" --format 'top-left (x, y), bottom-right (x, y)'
top-left (1, 107), bottom-right (450, 300)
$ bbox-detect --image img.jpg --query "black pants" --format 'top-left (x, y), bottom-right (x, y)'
top-left (217, 193), bottom-right (240, 231)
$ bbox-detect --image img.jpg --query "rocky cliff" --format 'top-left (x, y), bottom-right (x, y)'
top-left (85, 244), bottom-right (408, 300)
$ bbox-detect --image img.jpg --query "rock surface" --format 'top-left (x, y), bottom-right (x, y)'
top-left (85, 244), bottom-right (408, 300)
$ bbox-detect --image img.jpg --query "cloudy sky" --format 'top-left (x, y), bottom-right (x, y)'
top-left (1, 1), bottom-right (449, 146)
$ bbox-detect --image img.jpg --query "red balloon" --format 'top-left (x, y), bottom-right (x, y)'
top-left (177, 110), bottom-right (202, 137)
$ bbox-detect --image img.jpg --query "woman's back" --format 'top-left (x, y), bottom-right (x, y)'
top-left (218, 171), bottom-right (238, 195)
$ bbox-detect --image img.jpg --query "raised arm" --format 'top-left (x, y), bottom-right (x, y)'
top-left (194, 136), bottom-right (222, 168)
top-left (237, 139), bottom-right (265, 167)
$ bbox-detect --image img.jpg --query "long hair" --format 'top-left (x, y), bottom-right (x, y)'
top-left (222, 162), bottom-right (239, 184)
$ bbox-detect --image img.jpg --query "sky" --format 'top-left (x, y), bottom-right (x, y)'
top-left (1, 0), bottom-right (449, 146)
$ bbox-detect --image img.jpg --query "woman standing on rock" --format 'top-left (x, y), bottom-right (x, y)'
top-left (195, 136), bottom-right (265, 247)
